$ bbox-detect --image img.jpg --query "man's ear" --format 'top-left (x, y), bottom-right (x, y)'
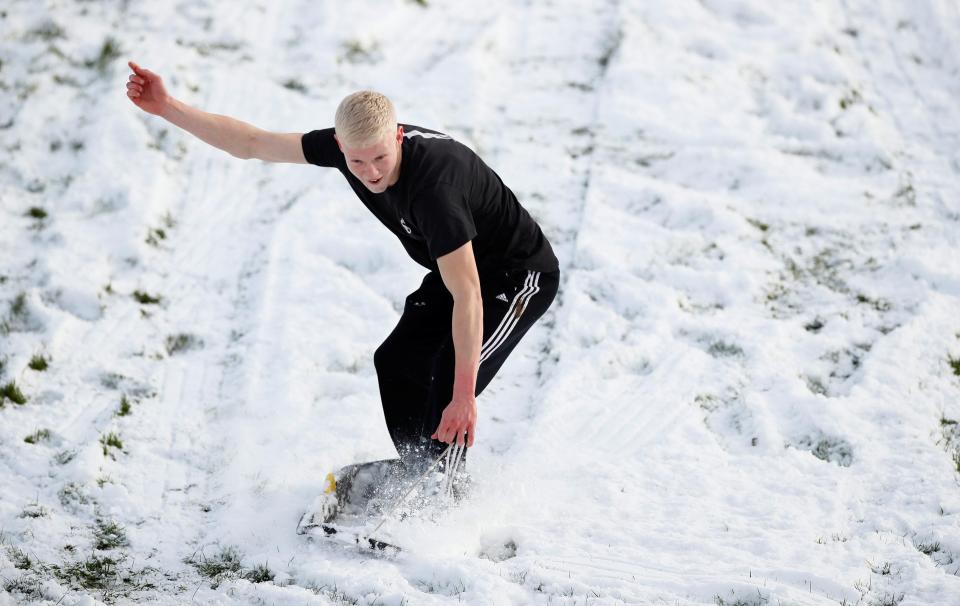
top-left (334, 133), bottom-right (343, 152)
top-left (396, 125), bottom-right (404, 143)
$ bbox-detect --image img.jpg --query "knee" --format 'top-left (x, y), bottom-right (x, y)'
top-left (375, 336), bottom-right (410, 378)
top-left (374, 339), bottom-right (394, 376)
top-left (375, 337), bottom-right (434, 384)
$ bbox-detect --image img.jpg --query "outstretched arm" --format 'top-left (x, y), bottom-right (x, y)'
top-left (432, 241), bottom-right (483, 447)
top-left (126, 60), bottom-right (306, 163)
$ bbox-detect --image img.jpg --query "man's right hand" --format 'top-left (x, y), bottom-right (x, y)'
top-left (123, 60), bottom-right (306, 163)
top-left (126, 60), bottom-right (171, 117)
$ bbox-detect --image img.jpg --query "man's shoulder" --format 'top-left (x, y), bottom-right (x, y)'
top-left (301, 127), bottom-right (342, 168)
top-left (402, 124), bottom-right (477, 172)
top-left (401, 124), bottom-right (454, 141)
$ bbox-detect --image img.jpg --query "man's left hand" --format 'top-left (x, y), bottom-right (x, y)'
top-left (431, 396), bottom-right (477, 447)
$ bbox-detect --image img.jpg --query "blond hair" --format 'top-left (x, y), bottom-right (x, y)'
top-left (334, 91), bottom-right (397, 148)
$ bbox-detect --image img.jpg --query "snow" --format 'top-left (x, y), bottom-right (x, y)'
top-left (2, 0), bottom-right (960, 604)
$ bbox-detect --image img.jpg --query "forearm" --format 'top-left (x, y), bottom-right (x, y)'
top-left (160, 97), bottom-right (258, 159)
top-left (450, 292), bottom-right (483, 400)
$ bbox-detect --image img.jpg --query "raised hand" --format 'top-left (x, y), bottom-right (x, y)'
top-left (126, 60), bottom-right (171, 116)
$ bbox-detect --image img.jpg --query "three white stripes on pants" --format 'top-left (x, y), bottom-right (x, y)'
top-left (479, 270), bottom-right (541, 365)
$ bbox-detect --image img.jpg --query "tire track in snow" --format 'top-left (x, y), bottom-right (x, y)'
top-left (504, 0), bottom-right (695, 459)
top-left (46, 1), bottom-right (298, 586)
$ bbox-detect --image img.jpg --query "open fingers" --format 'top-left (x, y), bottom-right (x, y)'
top-left (432, 421), bottom-right (474, 447)
top-left (455, 427), bottom-right (474, 447)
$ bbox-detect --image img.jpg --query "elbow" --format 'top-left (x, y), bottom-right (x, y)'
top-left (455, 286), bottom-right (483, 308)
top-left (233, 129), bottom-right (258, 160)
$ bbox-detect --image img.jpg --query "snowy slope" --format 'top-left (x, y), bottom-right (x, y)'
top-left (2, 0), bottom-right (960, 604)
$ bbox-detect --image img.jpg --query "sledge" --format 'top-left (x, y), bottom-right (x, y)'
top-left (296, 458), bottom-right (406, 552)
top-left (296, 444), bottom-right (467, 553)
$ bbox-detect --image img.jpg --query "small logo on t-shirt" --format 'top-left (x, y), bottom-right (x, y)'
top-left (400, 218), bottom-right (412, 235)
top-left (496, 293), bottom-right (509, 302)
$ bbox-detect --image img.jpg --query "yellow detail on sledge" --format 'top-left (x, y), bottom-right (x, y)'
top-left (324, 472), bottom-right (337, 495)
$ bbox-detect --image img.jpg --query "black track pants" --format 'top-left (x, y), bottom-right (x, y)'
top-left (374, 268), bottom-right (560, 468)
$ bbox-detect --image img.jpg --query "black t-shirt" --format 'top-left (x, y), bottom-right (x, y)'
top-left (300, 125), bottom-right (558, 277)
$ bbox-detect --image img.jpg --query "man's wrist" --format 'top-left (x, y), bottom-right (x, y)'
top-left (158, 96), bottom-right (180, 121)
top-left (451, 389), bottom-right (477, 406)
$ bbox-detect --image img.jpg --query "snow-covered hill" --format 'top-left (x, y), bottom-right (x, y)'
top-left (2, 1), bottom-right (960, 604)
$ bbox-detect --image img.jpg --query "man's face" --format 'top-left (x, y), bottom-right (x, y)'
top-left (337, 126), bottom-right (404, 194)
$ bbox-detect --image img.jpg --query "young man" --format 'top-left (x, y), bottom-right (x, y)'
top-left (126, 61), bottom-right (559, 473)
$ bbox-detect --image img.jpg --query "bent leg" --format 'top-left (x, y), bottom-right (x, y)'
top-left (374, 273), bottom-right (452, 461)
top-left (418, 269), bottom-right (561, 462)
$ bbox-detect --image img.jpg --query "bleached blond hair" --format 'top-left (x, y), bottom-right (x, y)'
top-left (334, 90), bottom-right (397, 148)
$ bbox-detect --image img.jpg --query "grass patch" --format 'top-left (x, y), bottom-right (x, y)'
top-left (186, 545), bottom-right (243, 587)
top-left (707, 340), bottom-right (745, 358)
top-left (803, 375), bottom-right (828, 397)
top-left (27, 19), bottom-right (65, 41)
top-left (714, 592), bottom-right (769, 606)
top-left (100, 432), bottom-right (123, 456)
top-left (24, 428), bottom-right (51, 444)
top-left (26, 206), bottom-right (48, 220)
top-left (307, 582), bottom-right (363, 604)
top-left (855, 293), bottom-right (892, 312)
top-left (282, 78), bottom-right (307, 93)
top-left (28, 354), bottom-right (49, 371)
top-left (1, 380), bottom-right (28, 405)
top-left (166, 333), bottom-right (203, 356)
top-left (8, 546), bottom-right (33, 570)
top-left (132, 290), bottom-right (162, 305)
top-left (95, 518), bottom-right (130, 550)
top-left (3, 573), bottom-right (45, 601)
top-left (839, 88), bottom-right (863, 110)
top-left (939, 416), bottom-right (960, 473)
top-left (58, 482), bottom-right (91, 507)
top-left (20, 503), bottom-right (48, 519)
top-left (4, 292), bottom-right (37, 334)
top-left (145, 227), bottom-right (166, 246)
top-left (54, 450), bottom-right (76, 465)
top-left (868, 560), bottom-right (894, 576)
top-left (914, 539), bottom-right (941, 556)
top-left (117, 395), bottom-right (132, 417)
top-left (244, 562), bottom-right (275, 584)
top-left (746, 218), bottom-right (770, 232)
top-left (55, 554), bottom-right (121, 590)
top-left (341, 39), bottom-right (382, 64)
top-left (794, 434), bottom-right (853, 467)
top-left (948, 355), bottom-right (960, 377)
top-left (10, 292), bottom-right (27, 317)
top-left (86, 36), bottom-right (122, 73)
top-left (810, 437), bottom-right (854, 467)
